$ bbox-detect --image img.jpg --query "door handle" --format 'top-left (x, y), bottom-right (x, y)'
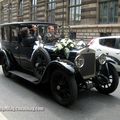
top-left (15, 46), bottom-right (18, 49)
top-left (106, 53), bottom-right (109, 55)
top-left (116, 52), bottom-right (120, 55)
top-left (97, 49), bottom-right (101, 51)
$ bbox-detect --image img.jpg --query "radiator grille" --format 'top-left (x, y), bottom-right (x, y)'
top-left (80, 53), bottom-right (95, 79)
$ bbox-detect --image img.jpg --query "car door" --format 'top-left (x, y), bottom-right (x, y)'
top-left (19, 44), bottom-right (34, 71)
top-left (19, 27), bottom-right (36, 71)
top-left (113, 38), bottom-right (120, 61)
top-left (1, 25), bottom-right (21, 65)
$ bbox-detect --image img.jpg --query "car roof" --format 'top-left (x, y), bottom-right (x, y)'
top-left (0, 21), bottom-right (57, 27)
top-left (95, 36), bottom-right (120, 40)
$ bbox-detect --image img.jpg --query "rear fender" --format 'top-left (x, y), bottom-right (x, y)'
top-left (0, 49), bottom-right (10, 65)
top-left (41, 60), bottom-right (75, 83)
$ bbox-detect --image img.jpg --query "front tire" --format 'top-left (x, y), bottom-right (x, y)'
top-left (50, 70), bottom-right (78, 106)
top-left (95, 63), bottom-right (119, 94)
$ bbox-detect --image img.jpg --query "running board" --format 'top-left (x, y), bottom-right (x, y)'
top-left (9, 70), bottom-right (39, 84)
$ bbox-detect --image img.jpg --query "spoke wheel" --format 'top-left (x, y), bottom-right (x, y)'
top-left (33, 49), bottom-right (50, 80)
top-left (95, 64), bottom-right (119, 94)
top-left (51, 70), bottom-right (78, 106)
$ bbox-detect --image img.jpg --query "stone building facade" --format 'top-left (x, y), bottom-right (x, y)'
top-left (0, 0), bottom-right (120, 42)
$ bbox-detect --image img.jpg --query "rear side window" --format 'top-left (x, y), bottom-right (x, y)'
top-left (1, 26), bottom-right (10, 41)
top-left (99, 38), bottom-right (116, 48)
top-left (38, 26), bottom-right (46, 39)
top-left (117, 39), bottom-right (120, 49)
top-left (10, 26), bottom-right (18, 42)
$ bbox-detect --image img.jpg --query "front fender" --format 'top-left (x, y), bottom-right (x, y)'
top-left (41, 60), bottom-right (75, 83)
top-left (97, 60), bottom-right (116, 77)
top-left (106, 56), bottom-right (120, 65)
top-left (96, 56), bottom-right (119, 72)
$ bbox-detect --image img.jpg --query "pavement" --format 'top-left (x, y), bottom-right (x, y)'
top-left (0, 66), bottom-right (120, 120)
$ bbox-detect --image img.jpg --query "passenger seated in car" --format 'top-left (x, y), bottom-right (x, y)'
top-left (29, 24), bottom-right (42, 42)
top-left (20, 27), bottom-right (36, 47)
top-left (44, 25), bottom-right (60, 44)
top-left (29, 24), bottom-right (37, 36)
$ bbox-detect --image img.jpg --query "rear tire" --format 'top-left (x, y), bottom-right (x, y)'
top-left (33, 49), bottom-right (51, 80)
top-left (50, 70), bottom-right (78, 106)
top-left (2, 57), bottom-right (11, 78)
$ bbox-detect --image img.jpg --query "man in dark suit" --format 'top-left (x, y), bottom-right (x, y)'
top-left (44, 25), bottom-right (60, 44)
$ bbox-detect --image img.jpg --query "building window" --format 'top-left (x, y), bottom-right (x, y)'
top-left (18, 0), bottom-right (23, 16)
top-left (47, 0), bottom-right (56, 23)
top-left (1, 26), bottom-right (10, 41)
top-left (99, 0), bottom-right (118, 24)
top-left (31, 0), bottom-right (37, 21)
top-left (100, 32), bottom-right (111, 37)
top-left (69, 0), bottom-right (81, 25)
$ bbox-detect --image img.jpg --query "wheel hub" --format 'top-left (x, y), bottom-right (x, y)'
top-left (98, 74), bottom-right (109, 84)
top-left (35, 63), bottom-right (39, 67)
top-left (56, 85), bottom-right (61, 90)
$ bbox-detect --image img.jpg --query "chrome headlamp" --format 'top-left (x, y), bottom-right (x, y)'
top-left (98, 54), bottom-right (106, 65)
top-left (75, 55), bottom-right (84, 68)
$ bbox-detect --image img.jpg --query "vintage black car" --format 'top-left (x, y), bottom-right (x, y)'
top-left (0, 22), bottom-right (119, 106)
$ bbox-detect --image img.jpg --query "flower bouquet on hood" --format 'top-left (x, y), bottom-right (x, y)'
top-left (54, 38), bottom-right (75, 58)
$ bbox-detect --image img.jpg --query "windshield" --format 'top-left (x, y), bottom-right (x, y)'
top-left (19, 23), bottom-right (74, 45)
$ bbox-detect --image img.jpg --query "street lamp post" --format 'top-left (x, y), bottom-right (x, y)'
top-left (62, 0), bottom-right (64, 27)
top-left (8, 3), bottom-right (12, 22)
top-left (61, 0), bottom-right (64, 38)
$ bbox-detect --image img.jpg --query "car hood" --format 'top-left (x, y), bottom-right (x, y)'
top-left (44, 44), bottom-right (85, 53)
